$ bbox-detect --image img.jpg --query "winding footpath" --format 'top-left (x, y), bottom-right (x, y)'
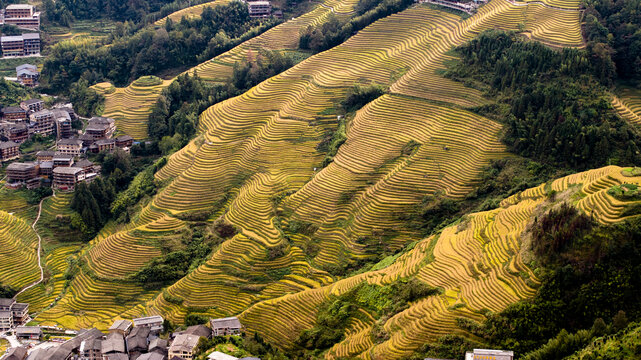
top-left (13, 192), bottom-right (54, 299)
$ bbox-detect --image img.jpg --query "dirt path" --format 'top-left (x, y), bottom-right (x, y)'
top-left (13, 192), bottom-right (55, 299)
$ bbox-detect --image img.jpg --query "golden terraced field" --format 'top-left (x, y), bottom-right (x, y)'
top-left (238, 166), bottom-right (641, 358)
top-left (155, 0), bottom-right (232, 26)
top-left (613, 86), bottom-right (641, 127)
top-left (35, 0), bottom-right (586, 336)
top-left (8, 0), bottom-right (612, 356)
top-left (95, 0), bottom-right (359, 140)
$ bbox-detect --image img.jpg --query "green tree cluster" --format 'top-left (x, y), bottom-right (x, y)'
top-left (446, 30), bottom-right (641, 170)
top-left (41, 2), bottom-right (276, 89)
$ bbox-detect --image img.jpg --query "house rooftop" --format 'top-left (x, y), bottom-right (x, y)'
top-left (16, 64), bottom-right (36, 71)
top-left (53, 154), bottom-right (74, 160)
top-left (4, 346), bottom-right (28, 360)
top-left (109, 319), bottom-right (132, 332)
top-left (22, 33), bottom-right (40, 40)
top-left (472, 349), bottom-right (515, 356)
top-left (12, 302), bottom-right (28, 310)
top-left (6, 162), bottom-right (36, 171)
top-left (169, 334), bottom-right (201, 353)
top-left (1, 35), bottom-right (24, 42)
top-left (95, 139), bottom-right (115, 145)
top-left (103, 354), bottom-right (129, 360)
top-left (0, 298), bottom-right (14, 307)
top-left (116, 135), bottom-right (134, 141)
top-left (210, 317), bottom-right (241, 330)
top-left (57, 138), bottom-right (82, 146)
top-left (3, 106), bottom-right (26, 113)
top-left (23, 99), bottom-right (42, 105)
top-left (0, 141), bottom-right (19, 149)
top-left (53, 166), bottom-right (83, 175)
top-left (6, 4), bottom-right (34, 10)
top-left (207, 351), bottom-right (238, 360)
top-left (16, 326), bottom-right (42, 335)
top-left (137, 353), bottom-right (167, 360)
top-left (102, 332), bottom-right (126, 354)
top-left (36, 150), bottom-right (55, 156)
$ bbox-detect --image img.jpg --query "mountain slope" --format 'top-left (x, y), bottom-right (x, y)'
top-left (33, 0), bottom-right (587, 344)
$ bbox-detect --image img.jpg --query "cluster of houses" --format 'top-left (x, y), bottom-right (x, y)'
top-left (1, 99), bottom-right (133, 190)
top-left (0, 315), bottom-right (252, 360)
top-left (0, 4), bottom-right (41, 58)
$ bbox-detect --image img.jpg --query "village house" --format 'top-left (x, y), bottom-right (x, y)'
top-left (247, 0), bottom-right (271, 18)
top-left (137, 353), bottom-right (166, 360)
top-left (29, 109), bottom-right (55, 136)
top-left (36, 150), bottom-right (55, 161)
top-left (52, 154), bottom-right (74, 167)
top-left (133, 315), bottom-right (164, 333)
top-left (3, 346), bottom-right (28, 360)
top-left (149, 338), bottom-right (169, 356)
top-left (52, 166), bottom-right (85, 190)
top-left (85, 117), bottom-right (115, 140)
top-left (79, 337), bottom-right (103, 360)
top-left (0, 310), bottom-right (12, 331)
top-left (0, 299), bottom-right (29, 330)
top-left (12, 302), bottom-right (29, 324)
top-left (91, 138), bottom-right (115, 153)
top-left (0, 140), bottom-right (19, 162)
top-left (126, 326), bottom-right (151, 359)
top-left (38, 160), bottom-right (53, 178)
top-left (102, 332), bottom-right (127, 357)
top-left (109, 319), bottom-right (133, 336)
top-left (3, 4), bottom-right (41, 30)
top-left (173, 324), bottom-right (211, 340)
top-left (7, 123), bottom-right (29, 143)
top-left (5, 162), bottom-right (38, 188)
top-left (2, 106), bottom-right (27, 122)
top-left (0, 33), bottom-right (40, 57)
top-left (115, 134), bottom-right (134, 148)
top-left (54, 109), bottom-right (74, 139)
top-left (56, 138), bottom-right (83, 156)
top-left (20, 98), bottom-right (43, 112)
top-left (210, 317), bottom-right (242, 337)
top-left (465, 349), bottom-right (514, 360)
top-left (16, 64), bottom-right (39, 87)
top-left (15, 326), bottom-right (42, 340)
top-left (168, 334), bottom-right (201, 360)
top-left (207, 352), bottom-right (238, 360)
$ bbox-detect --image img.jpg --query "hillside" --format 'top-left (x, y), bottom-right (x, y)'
top-left (33, 0), bottom-right (582, 330)
top-left (92, 0), bottom-right (359, 140)
top-left (3, 0), bottom-right (641, 358)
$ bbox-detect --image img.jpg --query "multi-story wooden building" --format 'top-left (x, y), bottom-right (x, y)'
top-left (4, 4), bottom-right (41, 30)
top-left (52, 166), bottom-right (85, 190)
top-left (2, 106), bottom-right (27, 122)
top-left (20, 98), bottom-right (43, 112)
top-left (16, 64), bottom-right (39, 87)
top-left (30, 109), bottom-right (55, 136)
top-left (0, 33), bottom-right (40, 57)
top-left (85, 117), bottom-right (116, 140)
top-left (0, 141), bottom-right (19, 162)
top-left (57, 138), bottom-right (83, 156)
top-left (5, 162), bottom-right (38, 187)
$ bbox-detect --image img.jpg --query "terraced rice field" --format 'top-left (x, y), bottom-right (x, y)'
top-left (93, 77), bottom-right (173, 140)
top-left (96, 0), bottom-right (360, 140)
top-left (36, 0), bottom-right (588, 351)
top-left (613, 87), bottom-right (641, 127)
top-left (155, 0), bottom-right (231, 26)
top-left (239, 166), bottom-right (641, 358)
top-left (0, 211), bottom-right (40, 290)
